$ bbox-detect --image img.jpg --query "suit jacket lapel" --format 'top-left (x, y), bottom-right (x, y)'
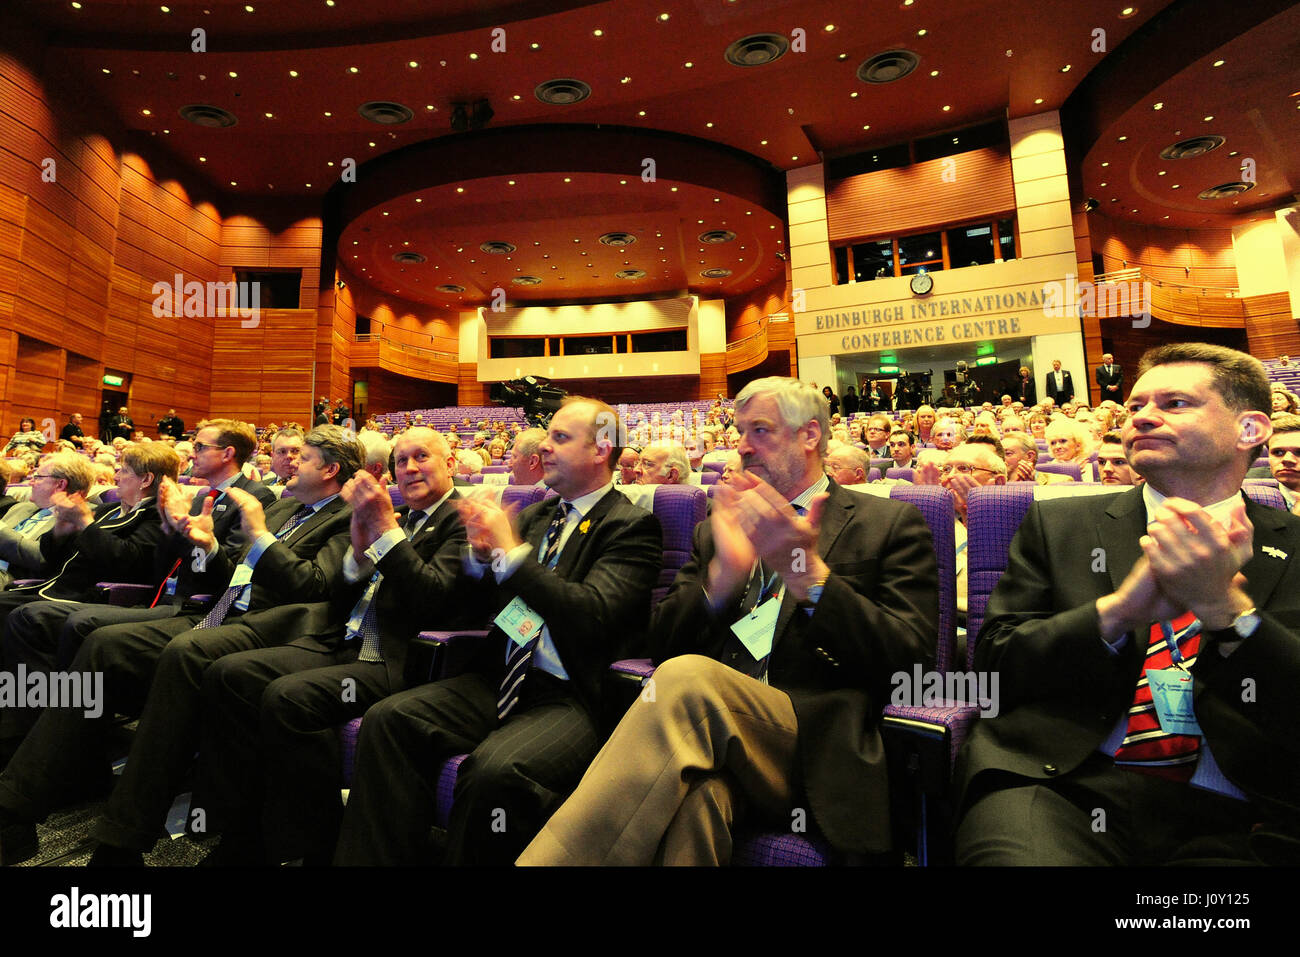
top-left (1103, 486), bottom-right (1148, 596)
top-left (552, 488), bottom-right (619, 578)
top-left (1241, 496), bottom-right (1291, 610)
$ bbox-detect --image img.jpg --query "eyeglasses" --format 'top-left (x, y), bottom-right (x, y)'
top-left (191, 441), bottom-right (227, 454)
top-left (866, 427), bottom-right (888, 434)
top-left (938, 463), bottom-right (999, 477)
top-left (31, 473), bottom-right (60, 481)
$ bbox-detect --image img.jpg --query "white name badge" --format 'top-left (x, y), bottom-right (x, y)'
top-left (1147, 668), bottom-right (1201, 736)
top-left (730, 592), bottom-right (781, 662)
top-left (227, 563), bottom-right (254, 589)
top-left (496, 595), bottom-right (544, 647)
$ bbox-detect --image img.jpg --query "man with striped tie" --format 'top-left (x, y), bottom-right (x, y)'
top-left (955, 343), bottom-right (1300, 865)
top-left (335, 396), bottom-right (662, 866)
top-left (0, 426), bottom-right (357, 866)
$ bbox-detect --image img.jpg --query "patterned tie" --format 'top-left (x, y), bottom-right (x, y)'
top-left (194, 504), bottom-right (314, 630)
top-left (1113, 612), bottom-right (1202, 782)
top-left (496, 502), bottom-right (570, 720)
top-left (355, 510), bottom-right (426, 663)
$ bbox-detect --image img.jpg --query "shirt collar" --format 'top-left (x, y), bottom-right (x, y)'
top-left (564, 480), bottom-right (615, 518)
top-left (211, 473), bottom-right (239, 492)
top-left (791, 473), bottom-right (830, 513)
top-left (1141, 483), bottom-right (1242, 528)
top-left (296, 492), bottom-right (339, 513)
top-left (406, 485), bottom-right (454, 525)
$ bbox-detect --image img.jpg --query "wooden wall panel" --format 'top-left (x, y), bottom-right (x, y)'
top-left (363, 367), bottom-right (458, 415)
top-left (1243, 292), bottom-right (1300, 360)
top-left (826, 147), bottom-right (1016, 242)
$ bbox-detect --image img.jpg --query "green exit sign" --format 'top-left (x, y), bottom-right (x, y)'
top-left (878, 365), bottom-right (900, 374)
top-left (975, 356), bottom-right (999, 367)
top-left (976, 343), bottom-right (996, 357)
top-left (103, 374), bottom-right (125, 387)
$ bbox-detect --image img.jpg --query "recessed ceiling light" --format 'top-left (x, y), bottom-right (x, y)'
top-left (638, 110), bottom-right (646, 116)
top-left (1034, 98), bottom-right (1043, 104)
top-left (684, 61), bottom-right (693, 68)
top-left (71, 1), bottom-right (82, 7)
top-left (469, 53), bottom-right (478, 60)
top-left (862, 125), bottom-right (870, 130)
top-left (507, 180), bottom-right (515, 185)
top-left (408, 61), bottom-right (419, 69)
top-left (1117, 135), bottom-right (1127, 141)
top-left (289, 70), bottom-right (298, 77)
top-left (850, 92), bottom-right (858, 98)
top-left (658, 13), bottom-right (670, 21)
top-left (382, 211), bottom-right (389, 215)
top-left (326, 0), bottom-right (334, 5)
top-left (415, 198), bottom-right (422, 203)
top-left (324, 111), bottom-right (332, 117)
top-left (1157, 170), bottom-right (1166, 176)
top-left (930, 70), bottom-right (940, 77)
top-left (1101, 161), bottom-right (1109, 167)
top-left (244, 4), bottom-right (254, 11)
top-left (942, 105), bottom-right (951, 112)
top-left (199, 156), bottom-right (206, 162)
top-left (530, 42), bottom-right (539, 50)
top-left (512, 94), bottom-right (521, 100)
top-left (349, 66), bottom-right (359, 73)
top-left (1202, 114), bottom-right (1213, 121)
top-left (792, 155), bottom-right (799, 160)
top-left (230, 180), bottom-right (237, 186)
top-left (1060, 64), bottom-right (1071, 72)
top-left (141, 108), bottom-right (152, 115)
top-left (1152, 102), bottom-right (1163, 110)
top-left (456, 187), bottom-right (464, 193)
top-left (824, 24), bottom-right (836, 32)
top-left (1120, 6), bottom-right (1137, 17)
top-left (425, 105), bottom-right (434, 110)
top-left (837, 53), bottom-right (848, 61)
top-left (264, 112), bottom-right (273, 118)
top-left (305, 183), bottom-right (311, 188)
top-left (1213, 59), bottom-right (1225, 67)
top-left (563, 177), bottom-right (571, 182)
top-left (917, 29), bottom-right (927, 36)
top-left (228, 71), bottom-right (238, 78)
top-left (706, 121), bottom-right (714, 127)
top-left (593, 29), bottom-right (603, 36)
top-left (368, 141), bottom-right (375, 147)
top-left (160, 4), bottom-right (170, 12)
top-left (1099, 182), bottom-right (1107, 187)
top-left (101, 68), bottom-right (110, 74)
top-left (1170, 184), bottom-right (1180, 189)
top-left (620, 76), bottom-right (631, 84)
top-left (760, 139), bottom-right (768, 145)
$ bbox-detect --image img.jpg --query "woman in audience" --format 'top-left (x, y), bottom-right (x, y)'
top-left (4, 418), bottom-right (46, 456)
top-left (822, 385), bottom-right (840, 416)
top-left (1045, 417), bottom-right (1093, 466)
top-left (1028, 412), bottom-right (1049, 441)
top-left (1271, 385), bottom-right (1298, 417)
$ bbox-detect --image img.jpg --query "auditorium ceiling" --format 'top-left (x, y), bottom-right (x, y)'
top-left (14, 0), bottom-right (1300, 308)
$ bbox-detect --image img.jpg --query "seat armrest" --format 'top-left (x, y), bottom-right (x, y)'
top-left (95, 582), bottom-right (155, 607)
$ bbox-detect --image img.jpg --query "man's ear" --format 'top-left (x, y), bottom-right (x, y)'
top-left (1238, 412), bottom-right (1272, 450)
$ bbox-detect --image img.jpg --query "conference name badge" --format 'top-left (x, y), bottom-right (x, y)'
top-left (496, 595), bottom-right (544, 647)
top-left (1146, 668), bottom-right (1201, 736)
top-left (730, 593), bottom-right (781, 662)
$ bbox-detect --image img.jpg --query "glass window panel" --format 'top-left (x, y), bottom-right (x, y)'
top-left (852, 240), bottom-right (894, 281)
top-left (998, 218), bottom-right (1017, 261)
top-left (946, 223), bottom-right (996, 268)
top-left (897, 231), bottom-right (942, 267)
top-left (834, 245), bottom-right (850, 284)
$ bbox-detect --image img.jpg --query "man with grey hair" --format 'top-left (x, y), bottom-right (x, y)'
top-left (1001, 431), bottom-right (1072, 485)
top-left (510, 427), bottom-right (547, 486)
top-left (266, 426), bottom-right (305, 489)
top-left (0, 452), bottom-right (89, 586)
top-left (824, 443), bottom-right (870, 485)
top-left (356, 429), bottom-right (391, 486)
top-left (521, 375), bottom-right (938, 865)
top-left (635, 442), bottom-right (689, 485)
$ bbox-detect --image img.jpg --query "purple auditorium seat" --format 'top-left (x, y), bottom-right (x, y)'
top-left (700, 470), bottom-right (720, 485)
top-left (99, 488), bottom-right (121, 504)
top-left (885, 467), bottom-right (914, 483)
top-left (867, 467), bottom-right (881, 482)
top-left (702, 461), bottom-right (725, 475)
top-left (647, 483), bottom-right (706, 605)
top-left (482, 465), bottom-right (508, 474)
top-left (1036, 460), bottom-right (1081, 481)
top-left (387, 484), bottom-right (404, 507)
top-left (1240, 481), bottom-right (1288, 510)
top-left (467, 474), bottom-right (484, 484)
top-left (870, 458), bottom-right (894, 475)
top-left (500, 484), bottom-right (552, 511)
top-left (1252, 456), bottom-right (1269, 470)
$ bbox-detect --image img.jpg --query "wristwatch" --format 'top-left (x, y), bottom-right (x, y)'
top-left (802, 576), bottom-right (829, 607)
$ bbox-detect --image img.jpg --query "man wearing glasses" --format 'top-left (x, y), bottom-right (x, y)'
top-left (0, 455), bottom-right (73, 586)
top-left (863, 414), bottom-right (892, 456)
top-left (937, 436), bottom-right (1008, 617)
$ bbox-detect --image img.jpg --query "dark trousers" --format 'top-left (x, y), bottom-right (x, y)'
top-left (0, 613), bottom-right (200, 820)
top-left (1, 601), bottom-right (180, 742)
top-left (90, 616), bottom-right (300, 851)
top-left (193, 642), bottom-right (392, 864)
top-left (956, 755), bottom-right (1265, 865)
top-left (335, 670), bottom-right (601, 866)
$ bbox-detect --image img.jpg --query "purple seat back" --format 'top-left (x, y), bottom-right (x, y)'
top-left (467, 474), bottom-right (484, 484)
top-left (501, 485), bottom-right (551, 512)
top-left (650, 484), bottom-right (706, 606)
top-left (867, 467), bottom-right (881, 482)
top-left (387, 484), bottom-right (404, 507)
top-left (702, 461), bottom-right (725, 475)
top-left (887, 485), bottom-right (957, 675)
top-left (1241, 482), bottom-right (1288, 510)
top-left (482, 465), bottom-right (509, 474)
top-left (99, 488), bottom-right (121, 504)
top-left (700, 470), bottom-right (720, 485)
top-left (1036, 460), bottom-right (1081, 481)
top-left (885, 467), bottom-right (915, 483)
top-left (964, 484), bottom-right (1035, 669)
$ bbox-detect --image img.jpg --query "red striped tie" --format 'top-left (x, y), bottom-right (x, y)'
top-left (1113, 611), bottom-right (1201, 782)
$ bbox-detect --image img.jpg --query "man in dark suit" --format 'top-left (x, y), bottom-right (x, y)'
top-left (335, 397), bottom-right (663, 866)
top-left (157, 408), bottom-right (185, 440)
top-left (0, 426), bottom-right (359, 865)
top-left (1, 419), bottom-right (276, 684)
top-left (108, 405), bottom-right (134, 441)
top-left (519, 377), bottom-right (938, 864)
top-left (1095, 352), bottom-right (1123, 403)
top-left (956, 343), bottom-right (1300, 865)
top-left (1045, 359), bottom-right (1075, 405)
top-left (187, 428), bottom-right (473, 865)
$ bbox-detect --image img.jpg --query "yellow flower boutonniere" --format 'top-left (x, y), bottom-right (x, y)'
top-left (579, 519), bottom-right (591, 534)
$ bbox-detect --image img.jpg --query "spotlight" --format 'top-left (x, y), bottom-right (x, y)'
top-left (1083, 197), bottom-right (1100, 212)
top-left (336, 279), bottom-right (346, 290)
